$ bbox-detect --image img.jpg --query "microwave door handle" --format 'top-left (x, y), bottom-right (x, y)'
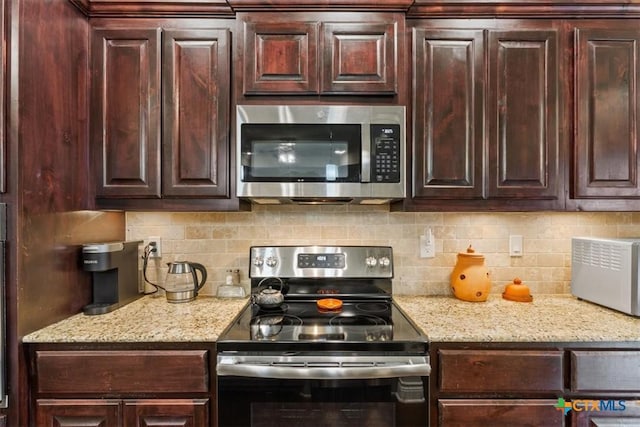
top-left (361, 125), bottom-right (371, 182)
top-left (216, 360), bottom-right (431, 380)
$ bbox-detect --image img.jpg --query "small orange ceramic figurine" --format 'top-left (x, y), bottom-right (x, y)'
top-left (450, 245), bottom-right (491, 302)
top-left (502, 277), bottom-right (533, 302)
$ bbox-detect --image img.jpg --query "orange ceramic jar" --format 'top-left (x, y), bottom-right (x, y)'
top-left (450, 245), bottom-right (491, 302)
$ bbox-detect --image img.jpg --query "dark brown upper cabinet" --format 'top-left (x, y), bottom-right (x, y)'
top-left (162, 29), bottom-right (230, 198)
top-left (487, 29), bottom-right (559, 201)
top-left (91, 25), bottom-right (233, 207)
top-left (241, 13), bottom-right (399, 95)
top-left (321, 21), bottom-right (397, 94)
top-left (91, 27), bottom-right (161, 198)
top-left (412, 28), bottom-right (485, 201)
top-left (70, 0), bottom-right (233, 16)
top-left (243, 21), bottom-right (319, 94)
top-left (410, 22), bottom-right (563, 210)
top-left (573, 24), bottom-right (640, 202)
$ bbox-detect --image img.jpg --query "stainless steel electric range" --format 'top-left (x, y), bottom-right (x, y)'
top-left (216, 246), bottom-right (430, 427)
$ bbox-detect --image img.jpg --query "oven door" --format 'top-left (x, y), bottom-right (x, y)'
top-left (217, 354), bottom-right (430, 427)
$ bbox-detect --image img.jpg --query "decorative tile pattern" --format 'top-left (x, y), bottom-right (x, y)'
top-left (126, 208), bottom-right (640, 296)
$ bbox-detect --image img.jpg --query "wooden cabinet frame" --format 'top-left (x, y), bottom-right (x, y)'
top-left (91, 27), bottom-right (162, 198)
top-left (431, 342), bottom-right (640, 427)
top-left (574, 26), bottom-right (640, 199)
top-left (410, 21), bottom-right (563, 210)
top-left (90, 23), bottom-right (236, 210)
top-left (240, 13), bottom-right (400, 95)
top-left (26, 343), bottom-right (215, 427)
top-left (162, 28), bottom-right (230, 198)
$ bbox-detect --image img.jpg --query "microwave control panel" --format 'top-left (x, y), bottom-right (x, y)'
top-left (371, 125), bottom-right (400, 182)
top-left (370, 124), bottom-right (401, 183)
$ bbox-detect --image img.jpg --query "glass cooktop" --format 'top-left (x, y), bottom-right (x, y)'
top-left (217, 300), bottom-right (428, 353)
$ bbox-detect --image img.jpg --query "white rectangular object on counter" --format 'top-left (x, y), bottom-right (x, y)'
top-left (571, 237), bottom-right (640, 316)
top-left (216, 285), bottom-right (246, 298)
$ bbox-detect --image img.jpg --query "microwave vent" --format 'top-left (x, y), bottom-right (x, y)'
top-left (572, 239), bottom-right (623, 271)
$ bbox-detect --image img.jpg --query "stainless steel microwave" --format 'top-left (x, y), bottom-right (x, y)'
top-left (236, 105), bottom-right (406, 204)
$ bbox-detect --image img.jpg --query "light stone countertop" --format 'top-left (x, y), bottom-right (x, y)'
top-left (394, 294), bottom-right (640, 342)
top-left (22, 294), bottom-right (640, 344)
top-left (22, 295), bottom-right (249, 343)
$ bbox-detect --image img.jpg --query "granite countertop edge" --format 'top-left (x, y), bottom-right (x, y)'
top-left (22, 296), bottom-right (250, 344)
top-left (22, 294), bottom-right (640, 344)
top-left (393, 294), bottom-right (640, 343)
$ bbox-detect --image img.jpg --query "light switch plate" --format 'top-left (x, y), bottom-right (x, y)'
top-left (509, 235), bottom-right (523, 257)
top-left (420, 228), bottom-right (436, 258)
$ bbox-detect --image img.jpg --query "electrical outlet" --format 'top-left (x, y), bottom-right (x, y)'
top-left (146, 236), bottom-right (162, 258)
top-left (420, 228), bottom-right (436, 258)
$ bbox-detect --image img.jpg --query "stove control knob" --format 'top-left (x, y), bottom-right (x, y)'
top-left (253, 257), bottom-right (264, 267)
top-left (378, 256), bottom-right (391, 268)
top-left (365, 256), bottom-right (378, 268)
top-left (266, 256), bottom-right (278, 268)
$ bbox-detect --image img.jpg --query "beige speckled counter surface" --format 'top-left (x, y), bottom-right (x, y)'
top-left (23, 294), bottom-right (640, 344)
top-left (22, 296), bottom-right (248, 343)
top-left (394, 294), bottom-right (640, 342)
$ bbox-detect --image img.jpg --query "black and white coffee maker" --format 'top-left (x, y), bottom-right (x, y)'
top-left (81, 240), bottom-right (142, 315)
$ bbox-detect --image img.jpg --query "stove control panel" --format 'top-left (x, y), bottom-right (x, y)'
top-left (298, 253), bottom-right (346, 269)
top-left (249, 246), bottom-right (393, 278)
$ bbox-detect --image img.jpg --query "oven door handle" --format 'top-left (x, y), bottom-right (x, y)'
top-left (216, 356), bottom-right (430, 380)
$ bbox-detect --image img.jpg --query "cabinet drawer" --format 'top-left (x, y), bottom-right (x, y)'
top-left (571, 351), bottom-right (640, 392)
top-left (35, 350), bottom-right (209, 394)
top-left (438, 399), bottom-right (565, 426)
top-left (439, 350), bottom-right (564, 393)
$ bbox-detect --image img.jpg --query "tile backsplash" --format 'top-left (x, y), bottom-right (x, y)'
top-left (126, 206), bottom-right (640, 297)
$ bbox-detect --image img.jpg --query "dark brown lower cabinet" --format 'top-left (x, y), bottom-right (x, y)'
top-left (435, 348), bottom-right (565, 426)
top-left (26, 345), bottom-right (214, 427)
top-left (33, 397), bottom-right (210, 426)
top-left (35, 399), bottom-right (120, 427)
top-left (571, 351), bottom-right (640, 392)
top-left (571, 401), bottom-right (640, 427)
top-left (569, 351), bottom-right (640, 427)
top-left (439, 399), bottom-right (564, 427)
top-left (433, 344), bottom-right (640, 427)
top-left (123, 399), bottom-right (209, 426)
top-left (438, 349), bottom-right (564, 394)
top-left (35, 398), bottom-right (209, 427)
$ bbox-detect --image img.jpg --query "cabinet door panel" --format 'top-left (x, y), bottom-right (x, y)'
top-left (162, 29), bottom-right (230, 197)
top-left (0, 0), bottom-right (5, 194)
top-left (488, 30), bottom-right (560, 199)
top-left (575, 28), bottom-right (640, 198)
top-left (35, 350), bottom-right (208, 394)
top-left (572, 400), bottom-right (640, 427)
top-left (439, 349), bottom-right (564, 393)
top-left (412, 28), bottom-right (484, 199)
top-left (91, 28), bottom-right (161, 197)
top-left (439, 399), bottom-right (564, 427)
top-left (35, 399), bottom-right (121, 427)
top-left (243, 22), bottom-right (318, 94)
top-left (571, 351), bottom-right (640, 392)
top-left (321, 22), bottom-right (396, 94)
top-left (123, 399), bottom-right (209, 427)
